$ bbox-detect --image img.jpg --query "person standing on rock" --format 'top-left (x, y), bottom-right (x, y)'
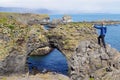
top-left (94, 22), bottom-right (107, 48)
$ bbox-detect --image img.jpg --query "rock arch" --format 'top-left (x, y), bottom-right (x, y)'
top-left (1, 21), bottom-right (120, 80)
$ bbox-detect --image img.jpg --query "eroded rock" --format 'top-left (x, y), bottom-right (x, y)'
top-left (69, 40), bottom-right (120, 80)
top-left (30, 46), bottom-right (53, 56)
top-left (0, 48), bottom-right (27, 75)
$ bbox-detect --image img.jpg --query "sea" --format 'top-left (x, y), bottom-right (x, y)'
top-left (50, 14), bottom-right (120, 22)
top-left (28, 14), bottom-right (120, 75)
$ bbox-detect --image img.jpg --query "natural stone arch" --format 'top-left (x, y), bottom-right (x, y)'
top-left (0, 21), bottom-right (98, 78)
top-left (46, 38), bottom-right (75, 75)
top-left (26, 40), bottom-right (70, 74)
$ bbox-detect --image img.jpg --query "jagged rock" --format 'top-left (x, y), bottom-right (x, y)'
top-left (28, 17), bottom-right (50, 25)
top-left (51, 19), bottom-right (62, 25)
top-left (69, 40), bottom-right (120, 80)
top-left (0, 48), bottom-right (27, 75)
top-left (62, 15), bottom-right (72, 24)
top-left (30, 46), bottom-right (52, 56)
top-left (26, 33), bottom-right (49, 56)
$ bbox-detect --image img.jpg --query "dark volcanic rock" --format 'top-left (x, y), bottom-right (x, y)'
top-left (69, 40), bottom-right (120, 80)
top-left (0, 48), bottom-right (27, 75)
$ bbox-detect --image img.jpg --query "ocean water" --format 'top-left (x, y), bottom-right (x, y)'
top-left (50, 14), bottom-right (120, 22)
top-left (96, 24), bottom-right (120, 50)
top-left (44, 25), bottom-right (51, 30)
top-left (28, 49), bottom-right (68, 75)
top-left (105, 24), bottom-right (120, 50)
top-left (28, 14), bottom-right (120, 75)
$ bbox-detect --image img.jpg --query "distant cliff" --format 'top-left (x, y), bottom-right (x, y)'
top-left (0, 7), bottom-right (52, 14)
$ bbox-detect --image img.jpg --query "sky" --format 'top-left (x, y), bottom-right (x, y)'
top-left (0, 0), bottom-right (120, 14)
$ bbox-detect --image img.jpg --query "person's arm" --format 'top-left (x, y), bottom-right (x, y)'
top-left (93, 24), bottom-right (102, 29)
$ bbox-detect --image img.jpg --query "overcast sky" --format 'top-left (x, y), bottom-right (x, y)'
top-left (0, 0), bottom-right (120, 14)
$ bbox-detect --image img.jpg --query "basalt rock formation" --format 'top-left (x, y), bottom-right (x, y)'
top-left (0, 12), bottom-right (120, 80)
top-left (69, 41), bottom-right (120, 80)
top-left (0, 12), bottom-right (50, 75)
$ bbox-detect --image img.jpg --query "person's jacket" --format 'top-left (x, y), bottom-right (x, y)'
top-left (94, 24), bottom-right (107, 35)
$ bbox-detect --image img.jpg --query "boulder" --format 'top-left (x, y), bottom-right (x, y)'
top-left (30, 46), bottom-right (53, 56)
top-left (62, 15), bottom-right (72, 24)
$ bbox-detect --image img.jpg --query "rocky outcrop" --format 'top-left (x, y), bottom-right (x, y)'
top-left (28, 17), bottom-right (50, 25)
top-left (1, 12), bottom-right (120, 80)
top-left (0, 48), bottom-right (27, 75)
top-left (26, 32), bottom-right (49, 56)
top-left (30, 47), bottom-right (52, 56)
top-left (47, 22), bottom-right (97, 58)
top-left (0, 12), bottom-right (50, 75)
top-left (62, 15), bottom-right (72, 24)
top-left (69, 40), bottom-right (120, 80)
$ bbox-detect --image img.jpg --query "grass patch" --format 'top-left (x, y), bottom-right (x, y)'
top-left (0, 18), bottom-right (7, 23)
top-left (7, 24), bottom-right (15, 30)
top-left (89, 78), bottom-right (94, 80)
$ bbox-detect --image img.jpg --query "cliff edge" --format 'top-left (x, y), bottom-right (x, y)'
top-left (70, 40), bottom-right (120, 80)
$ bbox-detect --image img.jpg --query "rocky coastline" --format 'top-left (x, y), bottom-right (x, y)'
top-left (0, 12), bottom-right (120, 80)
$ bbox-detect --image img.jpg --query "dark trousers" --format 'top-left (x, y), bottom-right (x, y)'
top-left (98, 35), bottom-right (106, 48)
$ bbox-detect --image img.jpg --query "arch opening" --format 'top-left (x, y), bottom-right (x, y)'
top-left (27, 48), bottom-right (69, 75)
